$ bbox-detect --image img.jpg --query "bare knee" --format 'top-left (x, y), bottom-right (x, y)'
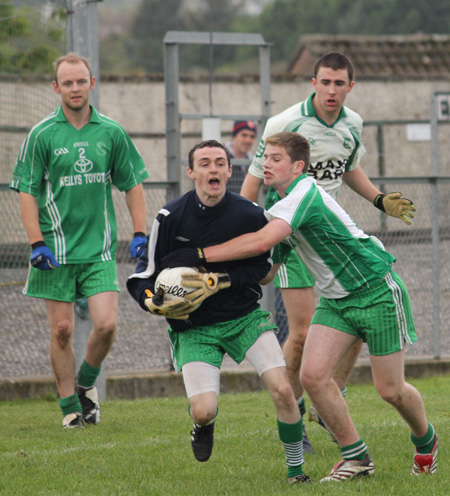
top-left (284, 328), bottom-right (307, 352)
top-left (269, 381), bottom-right (296, 410)
top-left (93, 319), bottom-right (116, 344)
top-left (52, 319), bottom-right (73, 349)
top-left (300, 366), bottom-right (328, 395)
top-left (376, 383), bottom-right (403, 405)
top-left (190, 403), bottom-right (217, 425)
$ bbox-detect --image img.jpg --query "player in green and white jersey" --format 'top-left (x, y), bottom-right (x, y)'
top-left (162, 132), bottom-right (437, 480)
top-left (10, 53), bottom-right (149, 428)
top-left (11, 106), bottom-right (147, 264)
top-left (240, 52), bottom-right (415, 449)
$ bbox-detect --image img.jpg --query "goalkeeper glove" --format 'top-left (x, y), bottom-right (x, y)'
top-left (182, 272), bottom-right (231, 306)
top-left (374, 192), bottom-right (416, 225)
top-left (162, 247), bottom-right (206, 268)
top-left (130, 232), bottom-right (147, 258)
top-left (144, 287), bottom-right (195, 320)
top-left (30, 242), bottom-right (60, 270)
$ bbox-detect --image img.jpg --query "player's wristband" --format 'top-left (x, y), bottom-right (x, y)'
top-left (31, 240), bottom-right (46, 249)
top-left (134, 231), bottom-right (146, 238)
top-left (373, 194), bottom-right (386, 212)
top-left (217, 273), bottom-right (231, 285)
top-left (161, 247), bottom-right (206, 269)
top-left (197, 248), bottom-right (206, 261)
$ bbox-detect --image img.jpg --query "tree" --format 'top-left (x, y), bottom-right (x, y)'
top-left (0, 0), bottom-right (66, 75)
top-left (251, 0), bottom-right (450, 72)
top-left (125, 0), bottom-right (246, 74)
top-left (99, 0), bottom-right (450, 75)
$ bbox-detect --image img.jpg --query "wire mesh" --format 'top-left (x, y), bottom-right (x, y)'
top-left (1, 1), bottom-right (449, 380)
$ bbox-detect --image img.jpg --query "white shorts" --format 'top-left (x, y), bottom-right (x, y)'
top-left (182, 330), bottom-right (286, 398)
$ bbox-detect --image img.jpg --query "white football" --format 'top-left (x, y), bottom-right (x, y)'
top-left (155, 267), bottom-right (202, 311)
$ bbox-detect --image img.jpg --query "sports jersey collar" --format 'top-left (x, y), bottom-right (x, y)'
top-left (193, 191), bottom-right (228, 213)
top-left (54, 105), bottom-right (101, 124)
top-left (270, 174), bottom-right (308, 202)
top-left (285, 173), bottom-right (308, 196)
top-left (304, 92), bottom-right (348, 122)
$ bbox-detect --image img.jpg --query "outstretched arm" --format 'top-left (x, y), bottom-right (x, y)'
top-left (344, 166), bottom-right (416, 224)
top-left (204, 218), bottom-right (291, 263)
top-left (343, 166), bottom-right (380, 202)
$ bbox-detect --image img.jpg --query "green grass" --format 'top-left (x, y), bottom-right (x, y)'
top-left (1, 375), bottom-right (448, 495)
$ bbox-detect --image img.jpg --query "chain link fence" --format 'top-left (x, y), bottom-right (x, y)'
top-left (1, 1), bottom-right (449, 380)
top-left (2, 179), bottom-right (449, 379)
top-left (274, 179), bottom-right (450, 361)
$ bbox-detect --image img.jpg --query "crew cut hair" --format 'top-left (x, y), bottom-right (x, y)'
top-left (53, 52), bottom-right (92, 83)
top-left (314, 51), bottom-right (355, 82)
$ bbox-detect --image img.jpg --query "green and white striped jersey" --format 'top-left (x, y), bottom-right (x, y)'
top-left (10, 105), bottom-right (149, 264)
top-left (267, 175), bottom-right (395, 299)
top-left (249, 93), bottom-right (366, 199)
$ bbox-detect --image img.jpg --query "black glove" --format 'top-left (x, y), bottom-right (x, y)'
top-left (161, 248), bottom-right (206, 269)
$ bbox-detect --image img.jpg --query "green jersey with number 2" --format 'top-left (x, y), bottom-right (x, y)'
top-left (10, 105), bottom-right (149, 264)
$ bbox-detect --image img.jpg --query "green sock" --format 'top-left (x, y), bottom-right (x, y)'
top-left (411, 423), bottom-right (435, 454)
top-left (340, 387), bottom-right (347, 398)
top-left (297, 397), bottom-right (306, 417)
top-left (59, 393), bottom-right (82, 417)
top-left (340, 439), bottom-right (368, 461)
top-left (77, 359), bottom-right (101, 388)
top-left (277, 419), bottom-right (304, 478)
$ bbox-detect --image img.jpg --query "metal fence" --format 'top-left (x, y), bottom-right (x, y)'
top-left (1, 1), bottom-right (449, 380)
top-left (2, 177), bottom-right (449, 379)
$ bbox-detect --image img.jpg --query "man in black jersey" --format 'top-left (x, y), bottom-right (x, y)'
top-left (127, 140), bottom-right (310, 484)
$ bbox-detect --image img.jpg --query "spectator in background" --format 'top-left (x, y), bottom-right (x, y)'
top-left (10, 52), bottom-right (149, 429)
top-left (225, 120), bottom-right (257, 193)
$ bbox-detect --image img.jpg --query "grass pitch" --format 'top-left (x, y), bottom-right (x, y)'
top-left (1, 375), bottom-right (448, 495)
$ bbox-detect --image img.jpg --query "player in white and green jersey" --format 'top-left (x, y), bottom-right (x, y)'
top-left (240, 53), bottom-right (416, 451)
top-left (10, 53), bottom-right (149, 429)
top-left (162, 131), bottom-right (436, 480)
top-left (249, 93), bottom-right (366, 199)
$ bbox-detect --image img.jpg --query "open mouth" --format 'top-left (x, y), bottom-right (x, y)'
top-left (209, 177), bottom-right (220, 186)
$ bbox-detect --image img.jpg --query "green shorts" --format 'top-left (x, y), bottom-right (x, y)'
top-left (274, 250), bottom-right (315, 289)
top-left (310, 270), bottom-right (416, 356)
top-left (168, 307), bottom-right (278, 372)
top-left (24, 260), bottom-right (120, 302)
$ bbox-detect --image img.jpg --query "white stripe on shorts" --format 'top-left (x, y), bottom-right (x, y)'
top-left (385, 272), bottom-right (412, 347)
top-left (277, 263), bottom-right (289, 288)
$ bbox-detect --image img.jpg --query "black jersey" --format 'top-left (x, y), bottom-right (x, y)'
top-left (127, 190), bottom-right (271, 331)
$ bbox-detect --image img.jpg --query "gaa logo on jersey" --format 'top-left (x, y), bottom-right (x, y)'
top-left (74, 158), bottom-right (94, 173)
top-left (54, 147), bottom-right (69, 156)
